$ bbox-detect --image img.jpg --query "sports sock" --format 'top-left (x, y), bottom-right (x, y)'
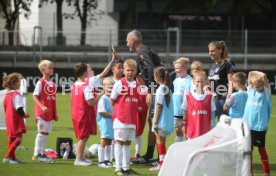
top-left (8, 138), bottom-right (15, 159)
top-left (98, 146), bottom-right (105, 163)
top-left (5, 139), bottom-right (21, 159)
top-left (122, 145), bottom-right (131, 170)
top-left (105, 145), bottom-right (111, 161)
top-left (259, 147), bottom-right (270, 174)
top-left (111, 140), bottom-right (115, 160)
top-left (34, 133), bottom-right (47, 156)
top-left (144, 145), bottom-right (154, 159)
top-left (115, 143), bottom-right (123, 170)
top-left (135, 136), bottom-right (142, 156)
top-left (157, 143), bottom-right (166, 166)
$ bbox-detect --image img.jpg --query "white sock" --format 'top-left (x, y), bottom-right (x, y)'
top-left (174, 136), bottom-right (184, 143)
top-left (122, 145), bottom-right (131, 170)
top-left (40, 134), bottom-right (48, 154)
top-left (115, 143), bottom-right (123, 170)
top-left (111, 140), bottom-right (115, 160)
top-left (135, 136), bottom-right (142, 155)
top-left (98, 146), bottom-right (105, 163)
top-left (34, 133), bottom-right (47, 156)
top-left (105, 145), bottom-right (111, 161)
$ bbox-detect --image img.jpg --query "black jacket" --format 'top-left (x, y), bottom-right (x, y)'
top-left (136, 45), bottom-right (162, 87)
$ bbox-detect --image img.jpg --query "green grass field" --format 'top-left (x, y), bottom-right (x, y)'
top-left (0, 94), bottom-right (275, 176)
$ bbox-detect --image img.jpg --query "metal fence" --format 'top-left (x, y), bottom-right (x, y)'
top-left (1, 28), bottom-right (276, 70)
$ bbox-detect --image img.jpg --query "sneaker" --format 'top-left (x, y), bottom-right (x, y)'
top-left (130, 154), bottom-right (141, 161)
top-left (13, 159), bottom-right (24, 163)
top-left (131, 156), bottom-right (150, 164)
top-left (114, 168), bottom-right (125, 175)
top-left (104, 160), bottom-right (113, 167)
top-left (3, 158), bottom-right (20, 164)
top-left (149, 164), bottom-right (161, 171)
top-left (123, 168), bottom-right (139, 175)
top-left (74, 158), bottom-right (92, 166)
top-left (84, 159), bottom-right (92, 164)
top-left (98, 161), bottom-right (112, 168)
top-left (150, 159), bottom-right (159, 167)
top-left (33, 154), bottom-right (54, 163)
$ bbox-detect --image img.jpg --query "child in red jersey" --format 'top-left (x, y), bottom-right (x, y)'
top-left (130, 74), bottom-right (148, 160)
top-left (32, 60), bottom-right (58, 163)
top-left (71, 63), bottom-right (103, 166)
top-left (2, 72), bottom-right (29, 164)
top-left (182, 70), bottom-right (216, 139)
top-left (110, 59), bottom-right (140, 175)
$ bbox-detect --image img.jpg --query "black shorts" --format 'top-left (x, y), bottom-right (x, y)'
top-left (174, 116), bottom-right (183, 119)
top-left (251, 130), bottom-right (267, 147)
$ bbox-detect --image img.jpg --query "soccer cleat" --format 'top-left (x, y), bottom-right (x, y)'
top-left (104, 160), bottom-right (113, 167)
top-left (131, 156), bottom-right (150, 164)
top-left (130, 153), bottom-right (141, 162)
top-left (149, 164), bottom-right (161, 171)
top-left (114, 169), bottom-right (125, 175)
top-left (123, 168), bottom-right (139, 175)
top-left (3, 158), bottom-right (20, 164)
top-left (74, 158), bottom-right (92, 166)
top-left (33, 154), bottom-right (54, 163)
top-left (98, 161), bottom-right (112, 168)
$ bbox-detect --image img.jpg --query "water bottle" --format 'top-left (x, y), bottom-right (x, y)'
top-left (62, 143), bottom-right (70, 159)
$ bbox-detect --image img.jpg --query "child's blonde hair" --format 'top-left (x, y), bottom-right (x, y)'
top-left (2, 72), bottom-right (22, 90)
top-left (173, 57), bottom-right (189, 69)
top-left (248, 73), bottom-right (264, 87)
top-left (124, 59), bottom-right (137, 69)
top-left (191, 60), bottom-right (203, 72)
top-left (38, 60), bottom-right (53, 71)
top-left (103, 77), bottom-right (114, 86)
top-left (232, 72), bottom-right (247, 86)
top-left (193, 70), bottom-right (207, 80)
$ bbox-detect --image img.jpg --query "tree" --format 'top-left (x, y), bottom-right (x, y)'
top-left (64, 0), bottom-right (103, 45)
top-left (39, 0), bottom-right (65, 45)
top-left (0, 0), bottom-right (32, 46)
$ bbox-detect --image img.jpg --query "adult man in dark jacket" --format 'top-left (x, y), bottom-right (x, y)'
top-left (126, 29), bottom-right (162, 164)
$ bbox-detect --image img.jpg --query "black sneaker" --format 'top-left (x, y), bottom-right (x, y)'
top-left (123, 168), bottom-right (139, 175)
top-left (131, 156), bottom-right (151, 165)
top-left (149, 159), bottom-right (159, 167)
top-left (115, 168), bottom-right (125, 175)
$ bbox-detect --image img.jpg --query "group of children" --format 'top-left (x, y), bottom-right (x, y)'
top-left (2, 55), bottom-right (272, 176)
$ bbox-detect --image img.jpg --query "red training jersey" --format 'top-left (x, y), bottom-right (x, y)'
top-left (71, 83), bottom-right (97, 140)
top-left (34, 78), bottom-right (57, 121)
top-left (4, 91), bottom-right (26, 138)
top-left (186, 93), bottom-right (212, 139)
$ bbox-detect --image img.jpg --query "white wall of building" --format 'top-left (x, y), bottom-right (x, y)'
top-left (19, 0), bottom-right (118, 46)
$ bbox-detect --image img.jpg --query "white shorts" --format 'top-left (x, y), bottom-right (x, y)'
top-left (155, 129), bottom-right (171, 138)
top-left (37, 117), bottom-right (52, 133)
top-left (114, 128), bottom-right (136, 142)
top-left (174, 118), bottom-right (183, 128)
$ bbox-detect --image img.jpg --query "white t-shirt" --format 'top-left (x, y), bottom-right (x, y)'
top-left (74, 82), bottom-right (94, 101)
top-left (13, 92), bottom-right (24, 110)
top-left (181, 90), bottom-right (216, 112)
top-left (111, 79), bottom-right (136, 129)
top-left (97, 96), bottom-right (107, 113)
top-left (155, 84), bottom-right (165, 105)
top-left (86, 75), bottom-right (101, 89)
